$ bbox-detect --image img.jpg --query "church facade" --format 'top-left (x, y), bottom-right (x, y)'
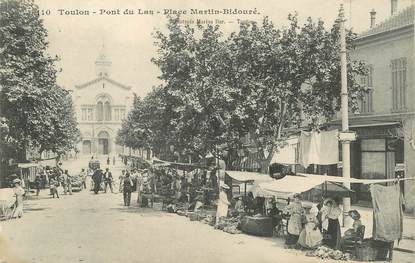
top-left (72, 47), bottom-right (133, 156)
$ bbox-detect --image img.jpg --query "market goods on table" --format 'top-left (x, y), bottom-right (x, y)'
top-left (306, 246), bottom-right (351, 261)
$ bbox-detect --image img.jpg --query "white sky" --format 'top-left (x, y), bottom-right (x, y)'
top-left (35, 0), bottom-right (414, 97)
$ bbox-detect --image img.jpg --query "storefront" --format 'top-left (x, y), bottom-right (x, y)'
top-left (349, 122), bottom-right (404, 204)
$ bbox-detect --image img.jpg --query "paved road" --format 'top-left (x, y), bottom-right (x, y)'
top-left (0, 157), bottom-right (413, 263)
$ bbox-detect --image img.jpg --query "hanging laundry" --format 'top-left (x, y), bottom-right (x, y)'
top-left (370, 183), bottom-right (403, 242)
top-left (299, 130), bottom-right (339, 167)
top-left (271, 137), bottom-right (298, 165)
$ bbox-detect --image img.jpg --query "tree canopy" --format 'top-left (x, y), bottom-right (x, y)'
top-left (117, 14), bottom-right (367, 169)
top-left (0, 0), bottom-right (79, 160)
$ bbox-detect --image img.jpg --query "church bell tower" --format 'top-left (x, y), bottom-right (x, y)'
top-left (95, 42), bottom-right (111, 77)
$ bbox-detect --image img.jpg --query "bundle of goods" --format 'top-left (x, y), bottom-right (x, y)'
top-left (201, 215), bottom-right (215, 226)
top-left (216, 217), bottom-right (242, 234)
top-left (187, 212), bottom-right (199, 221)
top-left (153, 202), bottom-right (163, 211)
top-left (306, 246), bottom-right (351, 261)
top-left (175, 202), bottom-right (187, 216)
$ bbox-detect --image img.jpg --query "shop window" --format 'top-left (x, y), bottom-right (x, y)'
top-left (361, 139), bottom-right (386, 151)
top-left (391, 58), bottom-right (407, 110)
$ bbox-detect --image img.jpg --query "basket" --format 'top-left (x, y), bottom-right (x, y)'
top-left (153, 202), bottom-right (163, 211)
top-left (355, 241), bottom-right (389, 261)
top-left (188, 212), bottom-right (199, 221)
top-left (356, 244), bottom-right (378, 261)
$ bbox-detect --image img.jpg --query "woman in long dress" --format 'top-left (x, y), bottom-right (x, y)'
top-left (298, 213), bottom-right (323, 249)
top-left (215, 184), bottom-right (230, 226)
top-left (283, 195), bottom-right (304, 248)
top-left (322, 198), bottom-right (342, 249)
top-left (12, 179), bottom-right (25, 218)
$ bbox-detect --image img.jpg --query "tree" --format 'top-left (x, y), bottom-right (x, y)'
top-left (143, 13), bottom-right (368, 170)
top-left (152, 17), bottom-right (240, 159)
top-left (0, 0), bottom-right (79, 160)
top-left (223, 14), bottom-right (367, 171)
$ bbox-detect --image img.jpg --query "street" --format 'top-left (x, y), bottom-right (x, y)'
top-left (0, 157), bottom-right (413, 263)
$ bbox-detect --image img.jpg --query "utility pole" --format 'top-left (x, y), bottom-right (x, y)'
top-left (339, 4), bottom-right (352, 227)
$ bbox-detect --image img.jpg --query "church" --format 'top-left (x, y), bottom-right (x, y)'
top-left (72, 46), bottom-right (133, 156)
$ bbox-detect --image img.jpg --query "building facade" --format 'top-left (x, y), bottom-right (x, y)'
top-left (72, 46), bottom-right (133, 156)
top-left (345, 4), bottom-right (414, 212)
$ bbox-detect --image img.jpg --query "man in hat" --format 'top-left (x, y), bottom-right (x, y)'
top-left (215, 183), bottom-right (230, 227)
top-left (12, 179), bottom-right (25, 218)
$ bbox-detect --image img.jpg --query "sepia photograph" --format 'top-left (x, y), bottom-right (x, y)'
top-left (0, 0), bottom-right (414, 262)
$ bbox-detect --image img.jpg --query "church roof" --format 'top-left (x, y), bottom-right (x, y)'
top-left (358, 5), bottom-right (414, 39)
top-left (75, 76), bottom-right (131, 90)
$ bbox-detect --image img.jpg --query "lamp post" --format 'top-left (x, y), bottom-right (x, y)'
top-left (339, 4), bottom-right (352, 227)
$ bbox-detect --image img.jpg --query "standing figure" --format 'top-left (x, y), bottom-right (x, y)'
top-left (215, 184), bottom-right (230, 226)
top-left (298, 212), bottom-right (323, 249)
top-left (92, 169), bottom-right (103, 194)
top-left (12, 179), bottom-right (25, 218)
top-left (322, 198), bottom-right (342, 249)
top-left (113, 156), bottom-right (116, 166)
top-left (103, 168), bottom-right (113, 193)
top-left (119, 170), bottom-right (125, 193)
top-left (79, 168), bottom-right (87, 190)
top-left (34, 173), bottom-right (42, 196)
top-left (123, 172), bottom-right (134, 206)
top-left (283, 194), bottom-right (305, 248)
top-left (49, 176), bottom-right (59, 198)
top-left (107, 156), bottom-right (110, 166)
top-left (63, 170), bottom-right (72, 195)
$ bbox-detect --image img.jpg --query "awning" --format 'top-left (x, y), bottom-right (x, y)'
top-left (17, 162), bottom-right (39, 168)
top-left (258, 175), bottom-right (324, 199)
top-left (349, 121), bottom-right (400, 128)
top-left (225, 171), bottom-right (273, 184)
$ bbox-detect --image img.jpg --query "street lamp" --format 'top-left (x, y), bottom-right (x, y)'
top-left (339, 4), bottom-right (354, 227)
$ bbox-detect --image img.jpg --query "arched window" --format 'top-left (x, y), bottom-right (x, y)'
top-left (96, 102), bottom-right (103, 121)
top-left (104, 101), bottom-right (111, 121)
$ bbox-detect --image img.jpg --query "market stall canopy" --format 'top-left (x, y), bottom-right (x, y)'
top-left (151, 158), bottom-right (207, 170)
top-left (225, 171), bottom-right (273, 184)
top-left (258, 175), bottom-right (324, 199)
top-left (17, 162), bottom-right (39, 168)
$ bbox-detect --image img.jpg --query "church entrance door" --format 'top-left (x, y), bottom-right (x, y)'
top-left (97, 131), bottom-right (110, 155)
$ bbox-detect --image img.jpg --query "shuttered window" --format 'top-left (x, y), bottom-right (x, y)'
top-left (391, 58), bottom-right (407, 110)
top-left (360, 65), bottom-right (373, 113)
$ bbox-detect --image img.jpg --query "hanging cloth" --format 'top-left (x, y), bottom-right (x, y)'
top-left (299, 130), bottom-right (339, 167)
top-left (271, 138), bottom-right (298, 165)
top-left (370, 183), bottom-right (403, 242)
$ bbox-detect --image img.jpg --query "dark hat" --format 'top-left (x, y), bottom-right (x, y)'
top-left (348, 210), bottom-right (361, 220)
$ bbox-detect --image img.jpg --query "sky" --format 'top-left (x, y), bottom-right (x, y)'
top-left (35, 0), bottom-right (414, 97)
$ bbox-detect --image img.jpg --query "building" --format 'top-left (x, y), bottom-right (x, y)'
top-left (342, 2), bottom-right (414, 212)
top-left (72, 45), bottom-right (133, 156)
